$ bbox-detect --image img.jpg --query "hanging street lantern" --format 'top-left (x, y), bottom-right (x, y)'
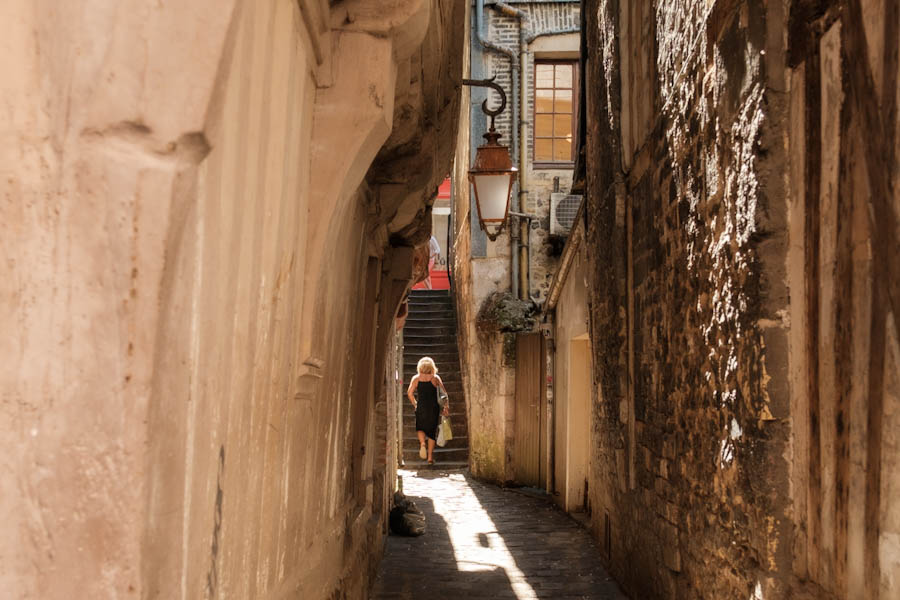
top-left (462, 78), bottom-right (517, 241)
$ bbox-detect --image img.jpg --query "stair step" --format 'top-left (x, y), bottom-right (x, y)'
top-left (403, 436), bottom-right (468, 450)
top-left (403, 325), bottom-right (457, 335)
top-left (401, 421), bottom-right (468, 430)
top-left (409, 290), bottom-right (451, 298)
top-left (402, 420), bottom-right (468, 432)
top-left (401, 411), bottom-right (467, 419)
top-left (405, 339), bottom-right (458, 347)
top-left (404, 345), bottom-right (459, 355)
top-left (401, 406), bottom-right (466, 414)
top-left (406, 316), bottom-right (455, 323)
top-left (407, 305), bottom-right (453, 313)
top-left (402, 451), bottom-right (469, 466)
top-left (404, 321), bottom-right (457, 329)
top-left (406, 303), bottom-right (454, 311)
top-left (402, 428), bottom-right (469, 439)
top-left (402, 447), bottom-right (469, 459)
top-left (402, 413), bottom-right (468, 422)
top-left (403, 351), bottom-right (459, 361)
top-left (400, 461), bottom-right (469, 470)
top-left (403, 337), bottom-right (457, 345)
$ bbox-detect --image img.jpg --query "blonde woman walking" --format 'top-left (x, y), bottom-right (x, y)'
top-left (406, 357), bottom-right (449, 464)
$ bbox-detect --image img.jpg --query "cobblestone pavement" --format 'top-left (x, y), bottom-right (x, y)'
top-left (371, 469), bottom-right (628, 600)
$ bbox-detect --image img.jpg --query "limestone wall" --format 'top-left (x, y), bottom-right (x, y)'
top-left (582, 0), bottom-right (900, 598)
top-left (0, 0), bottom-right (462, 598)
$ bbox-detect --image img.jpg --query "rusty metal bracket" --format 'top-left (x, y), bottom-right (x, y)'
top-left (462, 77), bottom-right (507, 130)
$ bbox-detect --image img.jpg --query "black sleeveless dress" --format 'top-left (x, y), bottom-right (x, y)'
top-left (415, 380), bottom-right (440, 441)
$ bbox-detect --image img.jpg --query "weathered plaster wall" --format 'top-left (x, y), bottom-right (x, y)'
top-left (453, 10), bottom-right (515, 483)
top-left (551, 248), bottom-right (590, 512)
top-left (0, 0), bottom-right (462, 598)
top-left (785, 2), bottom-right (900, 597)
top-left (452, 222), bottom-right (520, 483)
top-left (582, 0), bottom-right (900, 598)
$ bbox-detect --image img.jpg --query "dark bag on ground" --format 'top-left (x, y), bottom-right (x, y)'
top-left (389, 491), bottom-right (425, 536)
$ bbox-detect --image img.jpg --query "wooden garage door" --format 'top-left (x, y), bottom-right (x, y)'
top-left (515, 333), bottom-right (546, 488)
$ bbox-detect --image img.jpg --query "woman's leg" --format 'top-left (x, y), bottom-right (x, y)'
top-left (417, 430), bottom-right (427, 459)
top-left (426, 437), bottom-right (436, 462)
top-left (424, 258), bottom-right (435, 289)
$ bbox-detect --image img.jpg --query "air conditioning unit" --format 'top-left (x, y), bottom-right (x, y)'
top-left (549, 193), bottom-right (582, 235)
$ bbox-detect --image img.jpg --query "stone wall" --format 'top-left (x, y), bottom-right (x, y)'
top-left (485, 1), bottom-right (581, 300)
top-left (456, 0), bottom-right (581, 486)
top-left (582, 0), bottom-right (899, 599)
top-left (0, 1), bottom-right (462, 598)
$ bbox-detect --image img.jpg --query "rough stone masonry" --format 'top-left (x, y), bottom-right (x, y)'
top-left (582, 1), bottom-right (900, 599)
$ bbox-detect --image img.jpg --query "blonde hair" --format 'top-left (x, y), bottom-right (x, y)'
top-left (417, 357), bottom-right (437, 375)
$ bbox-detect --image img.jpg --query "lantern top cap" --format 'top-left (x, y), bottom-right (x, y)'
top-left (471, 126), bottom-right (517, 174)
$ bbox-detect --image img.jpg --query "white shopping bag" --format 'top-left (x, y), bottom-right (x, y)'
top-left (436, 416), bottom-right (453, 447)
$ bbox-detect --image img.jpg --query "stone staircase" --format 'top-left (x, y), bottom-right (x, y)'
top-left (401, 289), bottom-right (468, 468)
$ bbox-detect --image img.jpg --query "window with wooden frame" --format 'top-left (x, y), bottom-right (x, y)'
top-left (533, 60), bottom-right (578, 167)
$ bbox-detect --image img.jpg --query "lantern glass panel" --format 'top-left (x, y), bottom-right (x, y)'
top-left (473, 173), bottom-right (512, 221)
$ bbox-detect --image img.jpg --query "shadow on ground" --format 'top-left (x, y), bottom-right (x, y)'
top-left (371, 493), bottom-right (518, 600)
top-left (466, 473), bottom-right (625, 599)
top-left (371, 469), bottom-right (627, 599)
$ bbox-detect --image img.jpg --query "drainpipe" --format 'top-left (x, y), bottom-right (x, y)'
top-left (492, 2), bottom-right (530, 301)
top-left (476, 0), bottom-right (519, 299)
top-left (525, 28), bottom-right (580, 45)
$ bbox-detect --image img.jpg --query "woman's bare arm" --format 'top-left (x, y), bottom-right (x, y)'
top-left (434, 375), bottom-right (449, 415)
top-left (406, 375), bottom-right (419, 406)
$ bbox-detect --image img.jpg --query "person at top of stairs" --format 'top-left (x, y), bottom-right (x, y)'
top-left (423, 235), bottom-right (440, 289)
top-left (406, 357), bottom-right (449, 465)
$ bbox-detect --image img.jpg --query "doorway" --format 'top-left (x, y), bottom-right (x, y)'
top-left (514, 333), bottom-right (547, 488)
top-left (565, 335), bottom-right (591, 512)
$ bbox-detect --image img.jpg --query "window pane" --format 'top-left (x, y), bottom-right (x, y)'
top-left (535, 114), bottom-right (553, 137)
top-left (555, 89), bottom-right (573, 114)
top-left (553, 139), bottom-right (572, 161)
top-left (535, 89), bottom-right (553, 113)
top-left (534, 61), bottom-right (578, 163)
top-left (555, 64), bottom-right (573, 88)
top-left (535, 139), bottom-right (553, 161)
top-left (536, 64), bottom-right (554, 88)
top-left (553, 115), bottom-right (572, 138)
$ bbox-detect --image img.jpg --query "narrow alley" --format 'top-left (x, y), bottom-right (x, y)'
top-left (3, 0), bottom-right (900, 599)
top-left (372, 469), bottom-right (626, 600)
